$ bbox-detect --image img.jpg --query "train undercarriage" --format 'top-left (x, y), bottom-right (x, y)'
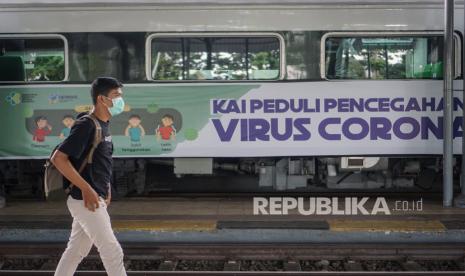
top-left (0, 156), bottom-right (454, 199)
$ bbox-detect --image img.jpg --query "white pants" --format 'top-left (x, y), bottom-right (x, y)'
top-left (54, 196), bottom-right (127, 276)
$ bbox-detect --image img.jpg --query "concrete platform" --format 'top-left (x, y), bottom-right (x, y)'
top-left (0, 196), bottom-right (465, 244)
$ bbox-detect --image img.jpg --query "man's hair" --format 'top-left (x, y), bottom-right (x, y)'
top-left (35, 116), bottom-right (47, 124)
top-left (162, 114), bottom-right (174, 121)
top-left (63, 114), bottom-right (74, 120)
top-left (129, 114), bottom-right (141, 120)
top-left (90, 77), bottom-right (123, 104)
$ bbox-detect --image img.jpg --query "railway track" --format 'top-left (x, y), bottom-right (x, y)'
top-left (0, 271), bottom-right (464, 275)
top-left (0, 243), bottom-right (464, 274)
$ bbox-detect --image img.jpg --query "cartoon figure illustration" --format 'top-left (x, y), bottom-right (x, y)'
top-left (125, 114), bottom-right (145, 143)
top-left (156, 114), bottom-right (176, 141)
top-left (59, 115), bottom-right (75, 139)
top-left (33, 116), bottom-right (52, 142)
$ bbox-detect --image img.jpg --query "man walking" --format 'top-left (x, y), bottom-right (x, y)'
top-left (52, 77), bottom-right (127, 276)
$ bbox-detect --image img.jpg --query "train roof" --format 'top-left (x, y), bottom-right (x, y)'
top-left (1, 0), bottom-right (462, 33)
top-left (1, 0), bottom-right (463, 7)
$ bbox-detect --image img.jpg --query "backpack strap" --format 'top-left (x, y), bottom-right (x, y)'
top-left (65, 113), bottom-right (102, 194)
top-left (77, 113), bottom-right (102, 172)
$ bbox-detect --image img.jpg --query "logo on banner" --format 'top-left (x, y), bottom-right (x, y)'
top-left (5, 92), bottom-right (22, 106)
top-left (5, 92), bottom-right (38, 106)
top-left (48, 93), bottom-right (78, 104)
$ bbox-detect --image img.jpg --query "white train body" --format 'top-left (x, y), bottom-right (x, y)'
top-left (0, 0), bottom-right (463, 193)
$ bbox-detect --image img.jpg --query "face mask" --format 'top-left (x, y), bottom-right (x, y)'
top-left (105, 96), bottom-right (125, 117)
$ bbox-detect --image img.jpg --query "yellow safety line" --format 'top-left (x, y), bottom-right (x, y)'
top-left (328, 219), bottom-right (446, 232)
top-left (112, 220), bottom-right (217, 232)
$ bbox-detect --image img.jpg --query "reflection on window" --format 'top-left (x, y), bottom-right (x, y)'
top-left (325, 36), bottom-right (444, 79)
top-left (151, 36), bottom-right (280, 80)
top-left (0, 38), bottom-right (65, 82)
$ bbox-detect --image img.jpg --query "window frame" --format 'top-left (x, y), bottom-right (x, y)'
top-left (0, 34), bottom-right (69, 83)
top-left (145, 32), bottom-right (286, 82)
top-left (320, 31), bottom-right (462, 80)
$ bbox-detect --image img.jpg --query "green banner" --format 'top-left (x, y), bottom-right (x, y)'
top-left (0, 84), bottom-right (257, 158)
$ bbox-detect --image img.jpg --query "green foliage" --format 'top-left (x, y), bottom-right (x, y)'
top-left (152, 42), bottom-right (280, 80)
top-left (27, 56), bottom-right (64, 81)
top-left (154, 52), bottom-right (183, 80)
top-left (251, 51), bottom-right (279, 70)
top-left (328, 37), bottom-right (444, 80)
top-left (347, 58), bottom-right (365, 79)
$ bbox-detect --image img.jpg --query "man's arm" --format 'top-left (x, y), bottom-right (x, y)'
top-left (105, 184), bottom-right (112, 206)
top-left (51, 150), bottom-right (100, 211)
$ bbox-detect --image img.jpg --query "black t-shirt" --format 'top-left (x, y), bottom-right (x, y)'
top-left (57, 112), bottom-right (113, 200)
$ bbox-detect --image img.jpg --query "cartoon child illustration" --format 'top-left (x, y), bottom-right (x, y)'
top-left (125, 114), bottom-right (145, 143)
top-left (33, 116), bottom-right (52, 142)
top-left (156, 114), bottom-right (176, 141)
top-left (59, 115), bottom-right (75, 139)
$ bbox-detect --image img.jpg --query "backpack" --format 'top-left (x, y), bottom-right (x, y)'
top-left (44, 113), bottom-right (102, 200)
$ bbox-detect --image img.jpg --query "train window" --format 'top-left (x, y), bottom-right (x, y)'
top-left (148, 34), bottom-right (283, 81)
top-left (0, 35), bottom-right (67, 82)
top-left (323, 33), bottom-right (461, 80)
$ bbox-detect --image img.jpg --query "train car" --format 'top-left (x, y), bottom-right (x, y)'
top-left (0, 0), bottom-right (463, 197)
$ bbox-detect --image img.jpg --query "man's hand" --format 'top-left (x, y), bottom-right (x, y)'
top-left (105, 185), bottom-right (112, 207)
top-left (105, 194), bottom-right (111, 206)
top-left (51, 150), bottom-right (100, 212)
top-left (82, 186), bottom-right (100, 211)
